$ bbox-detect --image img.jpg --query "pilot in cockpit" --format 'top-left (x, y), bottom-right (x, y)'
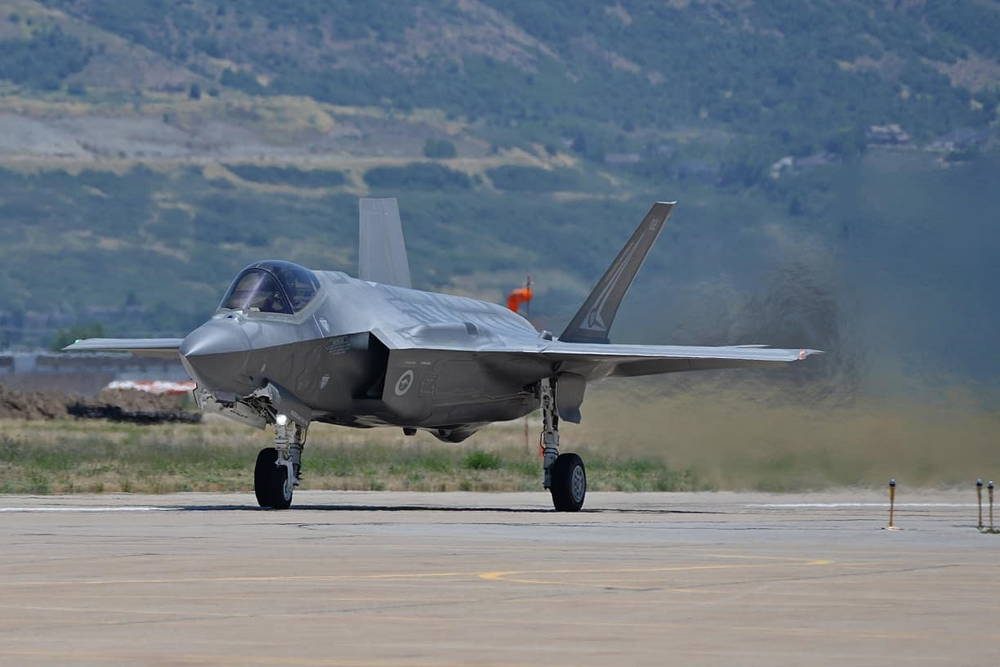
top-left (220, 261), bottom-right (318, 315)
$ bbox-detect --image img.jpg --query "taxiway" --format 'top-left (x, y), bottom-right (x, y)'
top-left (1, 490), bottom-right (997, 665)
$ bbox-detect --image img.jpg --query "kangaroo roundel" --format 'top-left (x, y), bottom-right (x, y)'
top-left (394, 369), bottom-right (415, 396)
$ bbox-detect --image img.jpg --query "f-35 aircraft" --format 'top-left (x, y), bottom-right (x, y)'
top-left (66, 199), bottom-right (817, 511)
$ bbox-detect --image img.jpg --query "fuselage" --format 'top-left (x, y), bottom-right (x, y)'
top-left (181, 267), bottom-right (548, 440)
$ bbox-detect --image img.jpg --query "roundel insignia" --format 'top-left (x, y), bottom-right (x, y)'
top-left (394, 369), bottom-right (415, 396)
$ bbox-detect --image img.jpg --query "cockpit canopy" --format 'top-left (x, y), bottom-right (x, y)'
top-left (220, 261), bottom-right (320, 314)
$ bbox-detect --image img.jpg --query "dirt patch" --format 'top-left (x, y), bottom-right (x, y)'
top-left (0, 384), bottom-right (197, 423)
top-left (0, 385), bottom-right (69, 419)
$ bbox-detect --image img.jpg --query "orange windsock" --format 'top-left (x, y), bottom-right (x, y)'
top-left (506, 286), bottom-right (533, 314)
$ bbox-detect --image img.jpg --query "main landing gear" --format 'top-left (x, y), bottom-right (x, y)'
top-left (540, 378), bottom-right (587, 512)
top-left (254, 414), bottom-right (306, 509)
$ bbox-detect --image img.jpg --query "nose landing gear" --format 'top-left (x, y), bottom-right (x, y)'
top-left (254, 414), bottom-right (306, 509)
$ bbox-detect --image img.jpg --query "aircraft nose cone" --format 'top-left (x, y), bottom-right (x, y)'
top-left (180, 319), bottom-right (252, 393)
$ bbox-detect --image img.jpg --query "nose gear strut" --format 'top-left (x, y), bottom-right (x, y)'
top-left (254, 413), bottom-right (307, 509)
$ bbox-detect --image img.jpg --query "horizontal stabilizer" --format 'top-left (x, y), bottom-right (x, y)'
top-left (62, 338), bottom-right (183, 358)
top-left (359, 197), bottom-right (412, 288)
top-left (541, 342), bottom-right (821, 378)
top-left (560, 202), bottom-right (675, 344)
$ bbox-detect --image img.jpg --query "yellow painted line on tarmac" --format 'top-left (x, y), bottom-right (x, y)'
top-left (479, 557), bottom-right (833, 585)
top-left (1, 556), bottom-right (837, 589)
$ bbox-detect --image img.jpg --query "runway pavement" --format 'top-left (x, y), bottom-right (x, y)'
top-left (1, 490), bottom-right (998, 666)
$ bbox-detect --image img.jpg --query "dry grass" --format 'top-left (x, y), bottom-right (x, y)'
top-left (580, 381), bottom-right (1000, 491)
top-left (0, 413), bottom-right (698, 495)
top-left (1, 386), bottom-right (995, 495)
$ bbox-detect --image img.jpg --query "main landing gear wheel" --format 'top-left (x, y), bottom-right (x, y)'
top-left (550, 452), bottom-right (586, 512)
top-left (538, 376), bottom-right (586, 512)
top-left (254, 447), bottom-right (293, 510)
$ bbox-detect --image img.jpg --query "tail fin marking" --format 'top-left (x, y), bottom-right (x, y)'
top-left (559, 202), bottom-right (675, 344)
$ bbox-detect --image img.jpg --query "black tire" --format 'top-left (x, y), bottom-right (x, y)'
top-left (550, 452), bottom-right (586, 512)
top-left (254, 447), bottom-right (293, 510)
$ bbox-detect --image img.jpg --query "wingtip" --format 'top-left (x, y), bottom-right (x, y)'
top-left (655, 200), bottom-right (678, 206)
top-left (797, 348), bottom-right (824, 360)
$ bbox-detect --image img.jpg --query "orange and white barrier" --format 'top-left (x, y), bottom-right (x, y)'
top-left (104, 380), bottom-right (196, 395)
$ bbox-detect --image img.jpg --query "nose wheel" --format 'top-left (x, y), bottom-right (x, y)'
top-left (254, 447), bottom-right (293, 509)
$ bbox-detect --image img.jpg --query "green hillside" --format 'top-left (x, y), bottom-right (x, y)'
top-left (25, 0), bottom-right (1000, 160)
top-left (0, 0), bottom-right (996, 397)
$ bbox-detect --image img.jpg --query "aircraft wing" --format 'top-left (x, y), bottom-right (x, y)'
top-left (380, 324), bottom-right (819, 381)
top-left (537, 341), bottom-right (820, 379)
top-left (62, 338), bottom-right (184, 359)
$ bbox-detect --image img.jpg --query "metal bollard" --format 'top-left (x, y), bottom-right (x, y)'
top-left (990, 481), bottom-right (995, 532)
top-left (888, 479), bottom-right (896, 529)
top-left (977, 479), bottom-right (984, 530)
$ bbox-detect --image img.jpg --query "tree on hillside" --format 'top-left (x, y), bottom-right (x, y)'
top-left (423, 139), bottom-right (457, 159)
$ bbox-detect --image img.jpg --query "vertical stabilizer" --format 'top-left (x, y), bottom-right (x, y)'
top-left (560, 202), bottom-right (675, 344)
top-left (359, 197), bottom-right (412, 288)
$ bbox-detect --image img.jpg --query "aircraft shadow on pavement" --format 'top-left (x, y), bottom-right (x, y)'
top-left (168, 504), bottom-right (719, 515)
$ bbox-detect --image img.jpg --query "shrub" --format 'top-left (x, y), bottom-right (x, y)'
top-left (224, 164), bottom-right (346, 188)
top-left (423, 138), bottom-right (457, 159)
top-left (486, 166), bottom-right (581, 192)
top-left (462, 451), bottom-right (502, 470)
top-left (364, 163), bottom-right (471, 190)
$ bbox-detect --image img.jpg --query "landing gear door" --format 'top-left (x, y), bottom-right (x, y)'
top-left (555, 372), bottom-right (586, 424)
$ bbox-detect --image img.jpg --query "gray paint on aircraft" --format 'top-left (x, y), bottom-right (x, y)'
top-left (359, 197), bottom-right (411, 288)
top-left (65, 201), bottom-right (819, 442)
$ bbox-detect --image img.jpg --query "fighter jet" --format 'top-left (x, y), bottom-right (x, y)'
top-left (66, 199), bottom-right (818, 511)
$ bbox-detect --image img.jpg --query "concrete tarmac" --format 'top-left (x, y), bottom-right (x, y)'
top-left (1, 490), bottom-right (998, 666)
